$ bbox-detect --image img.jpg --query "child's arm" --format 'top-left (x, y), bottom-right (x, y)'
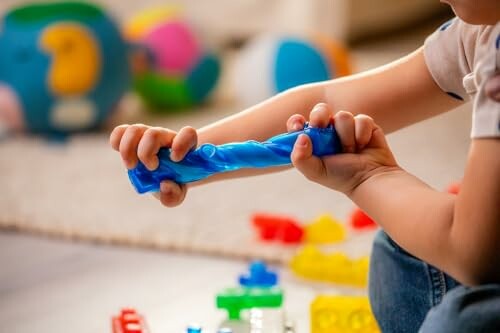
top-left (110, 48), bottom-right (462, 206)
top-left (290, 105), bottom-right (500, 286)
top-left (350, 139), bottom-right (499, 286)
top-left (197, 48), bottom-right (462, 144)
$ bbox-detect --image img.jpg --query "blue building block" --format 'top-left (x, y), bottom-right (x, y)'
top-left (239, 261), bottom-right (278, 288)
top-left (186, 325), bottom-right (203, 333)
top-left (186, 325), bottom-right (232, 333)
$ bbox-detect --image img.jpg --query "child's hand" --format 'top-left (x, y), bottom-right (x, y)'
top-left (287, 103), bottom-right (399, 195)
top-left (109, 124), bottom-right (198, 207)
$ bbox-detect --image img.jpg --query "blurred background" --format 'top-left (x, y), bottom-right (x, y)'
top-left (0, 1), bottom-right (467, 333)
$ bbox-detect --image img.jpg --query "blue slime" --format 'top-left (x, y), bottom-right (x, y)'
top-left (128, 125), bottom-right (341, 194)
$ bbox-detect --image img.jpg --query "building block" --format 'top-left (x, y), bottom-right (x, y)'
top-left (186, 325), bottom-right (233, 333)
top-left (186, 325), bottom-right (204, 333)
top-left (239, 261), bottom-right (278, 287)
top-left (289, 245), bottom-right (369, 287)
top-left (305, 214), bottom-right (346, 244)
top-left (349, 207), bottom-right (377, 230)
top-left (446, 181), bottom-right (461, 194)
top-left (248, 308), bottom-right (294, 333)
top-left (216, 287), bottom-right (283, 320)
top-left (217, 329), bottom-right (233, 333)
top-left (251, 213), bottom-right (304, 244)
top-left (311, 295), bottom-right (380, 333)
top-left (112, 308), bottom-right (149, 333)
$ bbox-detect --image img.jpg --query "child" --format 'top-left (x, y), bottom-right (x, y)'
top-left (111, 1), bottom-right (500, 331)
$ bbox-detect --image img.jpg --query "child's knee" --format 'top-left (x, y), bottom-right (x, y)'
top-left (419, 284), bottom-right (500, 333)
top-left (369, 230), bottom-right (432, 333)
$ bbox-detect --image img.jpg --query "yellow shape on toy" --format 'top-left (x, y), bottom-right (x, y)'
top-left (311, 295), bottom-right (380, 333)
top-left (289, 245), bottom-right (369, 287)
top-left (305, 214), bottom-right (346, 244)
top-left (40, 23), bottom-right (101, 96)
top-left (124, 5), bottom-right (180, 41)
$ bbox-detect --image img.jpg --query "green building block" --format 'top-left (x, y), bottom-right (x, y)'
top-left (216, 287), bottom-right (283, 320)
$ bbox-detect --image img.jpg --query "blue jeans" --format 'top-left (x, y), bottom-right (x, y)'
top-left (369, 230), bottom-right (500, 333)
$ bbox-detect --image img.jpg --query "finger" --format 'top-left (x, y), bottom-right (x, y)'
top-left (170, 126), bottom-right (198, 162)
top-left (109, 124), bottom-right (129, 151)
top-left (354, 115), bottom-right (375, 150)
top-left (158, 181), bottom-right (187, 207)
top-left (286, 114), bottom-right (306, 132)
top-left (137, 127), bottom-right (177, 171)
top-left (309, 103), bottom-right (333, 128)
top-left (334, 111), bottom-right (356, 153)
top-left (291, 134), bottom-right (326, 183)
top-left (118, 124), bottom-right (149, 169)
top-left (366, 125), bottom-right (391, 150)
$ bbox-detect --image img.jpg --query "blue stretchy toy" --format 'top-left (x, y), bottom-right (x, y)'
top-left (128, 125), bottom-right (341, 194)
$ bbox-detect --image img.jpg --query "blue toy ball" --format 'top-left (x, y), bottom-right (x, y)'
top-left (233, 34), bottom-right (351, 107)
top-left (0, 2), bottom-right (131, 136)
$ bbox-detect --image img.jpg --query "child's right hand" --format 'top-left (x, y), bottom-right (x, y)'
top-left (286, 103), bottom-right (399, 196)
top-left (109, 124), bottom-right (198, 207)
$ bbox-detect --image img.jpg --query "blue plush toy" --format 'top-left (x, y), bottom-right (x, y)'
top-left (0, 2), bottom-right (131, 136)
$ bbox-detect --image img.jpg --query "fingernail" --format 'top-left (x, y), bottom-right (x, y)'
top-left (170, 152), bottom-right (179, 162)
top-left (292, 122), bottom-right (302, 131)
top-left (160, 182), bottom-right (171, 194)
top-left (123, 158), bottom-right (133, 169)
top-left (296, 134), bottom-right (308, 147)
top-left (312, 104), bottom-right (327, 113)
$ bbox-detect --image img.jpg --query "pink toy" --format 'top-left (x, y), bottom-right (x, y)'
top-left (143, 21), bottom-right (201, 75)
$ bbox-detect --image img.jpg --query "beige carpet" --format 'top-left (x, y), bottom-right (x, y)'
top-left (0, 24), bottom-right (471, 262)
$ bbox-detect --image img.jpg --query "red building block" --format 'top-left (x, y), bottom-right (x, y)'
top-left (350, 208), bottom-right (377, 230)
top-left (446, 182), bottom-right (461, 195)
top-left (252, 213), bottom-right (304, 244)
top-left (112, 308), bottom-right (149, 333)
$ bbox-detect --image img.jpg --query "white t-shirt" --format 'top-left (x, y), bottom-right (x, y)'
top-left (424, 18), bottom-right (500, 138)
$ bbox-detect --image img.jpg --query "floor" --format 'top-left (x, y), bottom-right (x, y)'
top-left (0, 231), bottom-right (359, 333)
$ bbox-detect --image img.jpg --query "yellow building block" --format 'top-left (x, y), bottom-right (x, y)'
top-left (289, 245), bottom-right (369, 287)
top-left (311, 295), bottom-right (380, 333)
top-left (305, 214), bottom-right (346, 244)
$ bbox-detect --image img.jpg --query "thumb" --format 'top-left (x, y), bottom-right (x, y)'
top-left (291, 134), bottom-right (326, 182)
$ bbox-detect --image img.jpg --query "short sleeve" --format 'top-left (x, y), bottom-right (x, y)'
top-left (423, 18), bottom-right (471, 102)
top-left (470, 25), bottom-right (500, 138)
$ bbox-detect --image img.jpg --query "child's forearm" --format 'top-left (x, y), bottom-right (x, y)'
top-left (349, 139), bottom-right (500, 286)
top-left (192, 48), bottom-right (462, 185)
top-left (198, 48), bottom-right (462, 145)
top-left (192, 84), bottom-right (325, 185)
top-left (198, 83), bottom-right (324, 144)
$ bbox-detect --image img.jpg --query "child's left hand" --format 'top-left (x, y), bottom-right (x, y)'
top-left (287, 103), bottom-right (400, 195)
